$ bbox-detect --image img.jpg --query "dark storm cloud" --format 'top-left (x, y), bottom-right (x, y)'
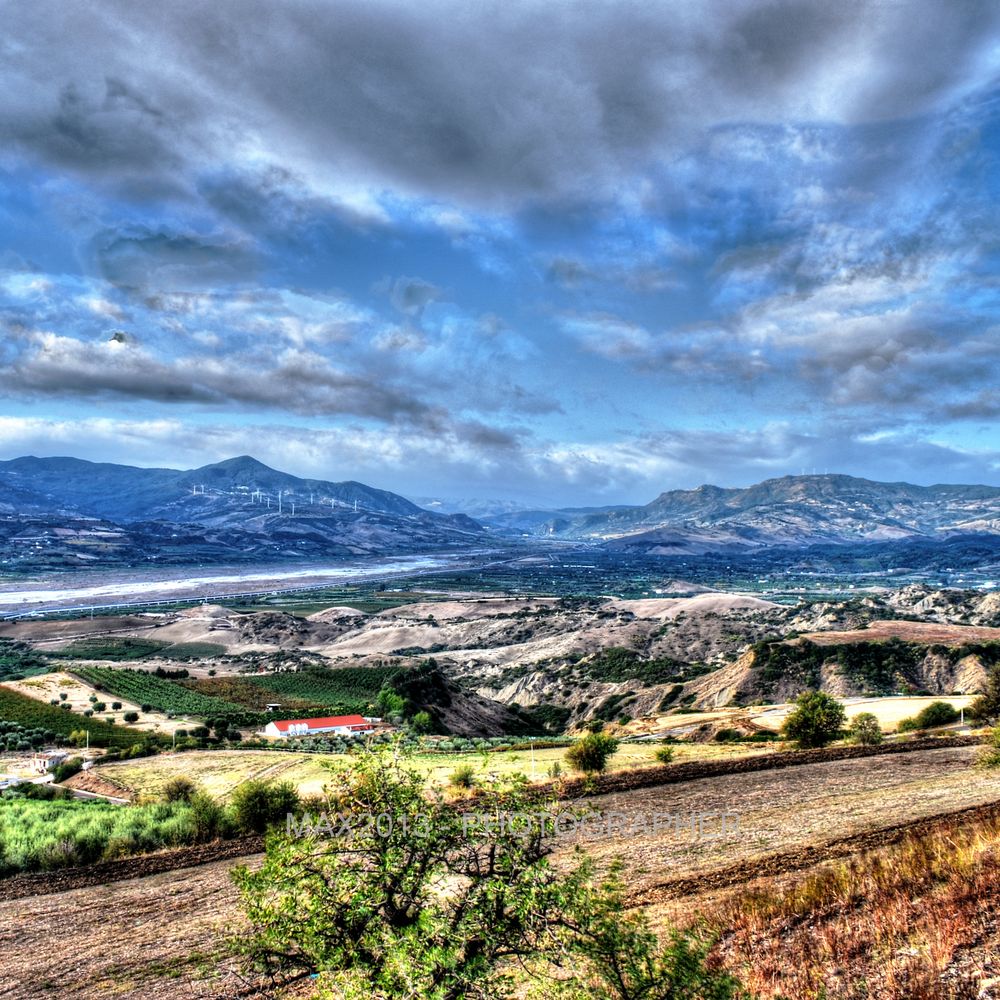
top-left (3, 1), bottom-right (999, 208)
top-left (0, 332), bottom-right (438, 425)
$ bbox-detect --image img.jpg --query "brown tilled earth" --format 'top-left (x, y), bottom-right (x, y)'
top-left (801, 619), bottom-right (1000, 645)
top-left (2, 746), bottom-right (1000, 999)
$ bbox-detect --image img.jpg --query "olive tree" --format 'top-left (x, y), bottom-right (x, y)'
top-left (231, 750), bottom-right (751, 1000)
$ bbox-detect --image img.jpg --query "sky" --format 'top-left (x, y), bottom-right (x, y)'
top-left (1, 0), bottom-right (999, 507)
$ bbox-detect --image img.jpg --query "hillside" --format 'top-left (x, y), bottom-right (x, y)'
top-left (0, 456), bottom-right (485, 569)
top-left (8, 584), bottom-right (1000, 732)
top-left (487, 474), bottom-right (1000, 551)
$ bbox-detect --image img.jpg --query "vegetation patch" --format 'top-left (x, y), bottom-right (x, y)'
top-left (0, 686), bottom-right (152, 748)
top-left (48, 637), bottom-right (171, 661)
top-left (72, 667), bottom-right (261, 727)
top-left (0, 640), bottom-right (50, 682)
top-left (247, 664), bottom-right (401, 715)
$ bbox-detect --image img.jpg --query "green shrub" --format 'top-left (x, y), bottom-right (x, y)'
top-left (565, 732), bottom-right (620, 776)
top-left (229, 780), bottom-right (300, 834)
top-left (449, 764), bottom-right (477, 789)
top-left (898, 701), bottom-right (960, 732)
top-left (654, 745), bottom-right (675, 764)
top-left (847, 712), bottom-right (883, 746)
top-left (162, 777), bottom-right (199, 803)
top-left (123, 711), bottom-right (139, 723)
top-left (714, 728), bottom-right (742, 743)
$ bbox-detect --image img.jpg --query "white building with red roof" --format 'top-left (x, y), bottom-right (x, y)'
top-left (263, 714), bottom-right (376, 739)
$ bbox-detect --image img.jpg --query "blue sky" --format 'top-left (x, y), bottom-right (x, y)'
top-left (1, 0), bottom-right (999, 506)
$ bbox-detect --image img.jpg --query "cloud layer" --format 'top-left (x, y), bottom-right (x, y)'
top-left (0, 1), bottom-right (998, 502)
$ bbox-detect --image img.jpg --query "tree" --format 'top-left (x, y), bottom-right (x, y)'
top-left (781, 691), bottom-right (846, 749)
top-left (231, 750), bottom-right (750, 1000)
top-left (566, 731), bottom-right (620, 776)
top-left (847, 712), bottom-right (883, 746)
top-left (410, 710), bottom-right (434, 734)
top-left (123, 711), bottom-right (139, 723)
top-left (970, 665), bottom-right (1000, 722)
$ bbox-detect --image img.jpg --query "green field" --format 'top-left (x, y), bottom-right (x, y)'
top-left (0, 686), bottom-right (152, 748)
top-left (247, 665), bottom-right (400, 714)
top-left (0, 795), bottom-right (205, 875)
top-left (72, 667), bottom-right (255, 723)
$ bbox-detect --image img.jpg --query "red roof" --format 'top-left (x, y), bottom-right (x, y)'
top-left (270, 714), bottom-right (372, 732)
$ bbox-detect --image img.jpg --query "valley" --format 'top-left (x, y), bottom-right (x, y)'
top-left (4, 459), bottom-right (1000, 998)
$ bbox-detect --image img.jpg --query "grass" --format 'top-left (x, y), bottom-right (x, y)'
top-left (705, 813), bottom-right (1000, 998)
top-left (0, 685), bottom-right (153, 748)
top-left (0, 795), bottom-right (202, 875)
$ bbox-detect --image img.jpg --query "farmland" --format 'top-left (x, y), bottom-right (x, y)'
top-left (246, 664), bottom-right (400, 713)
top-left (0, 686), bottom-right (152, 748)
top-left (0, 796), bottom-right (202, 875)
top-left (72, 667), bottom-right (256, 723)
top-left (3, 744), bottom-right (1000, 998)
top-left (94, 740), bottom-right (772, 801)
top-left (47, 637), bottom-right (227, 661)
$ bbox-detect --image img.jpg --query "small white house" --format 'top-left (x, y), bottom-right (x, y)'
top-left (264, 714), bottom-right (376, 739)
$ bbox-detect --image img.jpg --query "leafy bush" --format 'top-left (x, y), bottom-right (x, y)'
top-left (781, 691), bottom-right (846, 749)
top-left (449, 764), bottom-right (477, 789)
top-left (898, 700), bottom-right (960, 732)
top-left (847, 712), bottom-right (883, 745)
top-left (978, 728), bottom-right (1000, 769)
top-left (714, 728), bottom-right (743, 743)
top-left (654, 745), bottom-right (675, 764)
top-left (229, 780), bottom-right (301, 834)
top-left (162, 777), bottom-right (199, 802)
top-left (50, 757), bottom-right (83, 783)
top-left (566, 732), bottom-right (620, 776)
top-left (123, 711), bottom-right (139, 723)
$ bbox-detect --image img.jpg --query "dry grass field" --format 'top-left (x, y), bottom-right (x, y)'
top-left (99, 740), bottom-right (775, 800)
top-left (801, 619), bottom-right (1000, 645)
top-left (751, 694), bottom-right (978, 732)
top-left (1, 745), bottom-right (996, 999)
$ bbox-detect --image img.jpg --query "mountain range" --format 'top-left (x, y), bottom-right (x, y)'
top-left (0, 455), bottom-right (485, 570)
top-left (2, 457), bottom-right (1000, 573)
top-left (484, 474), bottom-right (1000, 552)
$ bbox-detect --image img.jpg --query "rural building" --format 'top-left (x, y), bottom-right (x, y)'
top-left (263, 714), bottom-right (377, 739)
top-left (31, 750), bottom-right (68, 774)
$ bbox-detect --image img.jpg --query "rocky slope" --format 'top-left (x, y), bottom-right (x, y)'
top-left (487, 474), bottom-right (1000, 550)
